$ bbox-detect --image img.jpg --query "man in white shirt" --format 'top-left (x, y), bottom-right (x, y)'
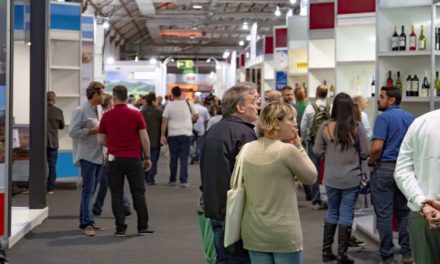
top-left (300, 84), bottom-right (330, 210)
top-left (161, 87), bottom-right (199, 187)
top-left (395, 109), bottom-right (440, 264)
top-left (191, 96), bottom-right (210, 164)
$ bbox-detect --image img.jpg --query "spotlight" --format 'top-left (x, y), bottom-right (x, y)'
top-left (106, 57), bottom-right (115, 64)
top-left (103, 21), bottom-right (110, 29)
top-left (275, 5), bottom-right (281, 17)
top-left (239, 40), bottom-right (245, 46)
top-left (149, 57), bottom-right (157, 65)
top-left (242, 22), bottom-right (249, 30)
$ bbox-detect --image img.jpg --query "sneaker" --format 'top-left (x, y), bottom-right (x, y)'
top-left (168, 181), bottom-right (176, 186)
top-left (92, 224), bottom-right (105, 231)
top-left (180, 183), bottom-right (190, 188)
top-left (312, 203), bottom-right (327, 210)
top-left (83, 225), bottom-right (95, 236)
top-left (114, 230), bottom-right (126, 237)
top-left (47, 190), bottom-right (54, 194)
top-left (137, 227), bottom-right (155, 235)
top-left (402, 257), bottom-right (414, 264)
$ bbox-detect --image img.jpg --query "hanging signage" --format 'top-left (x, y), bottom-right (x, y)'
top-left (176, 60), bottom-right (194, 69)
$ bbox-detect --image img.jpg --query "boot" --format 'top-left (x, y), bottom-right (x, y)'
top-left (322, 223), bottom-right (337, 262)
top-left (337, 224), bottom-right (355, 264)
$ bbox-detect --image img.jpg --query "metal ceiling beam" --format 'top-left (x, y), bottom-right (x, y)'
top-left (88, 0), bottom-right (127, 41)
top-left (118, 0), bottom-right (148, 41)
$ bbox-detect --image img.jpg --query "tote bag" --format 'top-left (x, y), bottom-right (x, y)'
top-left (224, 144), bottom-right (248, 248)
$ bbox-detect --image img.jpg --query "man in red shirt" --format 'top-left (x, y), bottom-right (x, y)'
top-left (98, 85), bottom-right (155, 236)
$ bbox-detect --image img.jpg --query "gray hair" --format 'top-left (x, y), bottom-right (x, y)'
top-left (221, 82), bottom-right (257, 116)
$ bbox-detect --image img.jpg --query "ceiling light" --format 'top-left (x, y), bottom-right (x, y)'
top-left (246, 52), bottom-right (250, 58)
top-left (103, 21), bottom-right (110, 29)
top-left (275, 5), bottom-right (281, 16)
top-left (215, 64), bottom-right (221, 70)
top-left (242, 22), bottom-right (249, 30)
top-left (239, 40), bottom-right (245, 46)
top-left (189, 35), bottom-right (196, 39)
top-left (171, 58), bottom-right (175, 62)
top-left (287, 9), bottom-right (293, 17)
top-left (207, 58), bottom-right (212, 63)
top-left (246, 35), bottom-right (251, 41)
top-left (106, 57), bottom-right (115, 64)
top-left (290, 0), bottom-right (297, 4)
top-left (223, 51), bottom-right (230, 59)
top-left (135, 55), bottom-right (139, 62)
top-left (149, 57), bottom-right (157, 65)
top-left (192, 4), bottom-right (203, 9)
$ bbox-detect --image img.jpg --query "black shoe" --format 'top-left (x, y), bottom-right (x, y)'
top-left (147, 181), bottom-right (157, 186)
top-left (124, 211), bottom-right (131, 217)
top-left (138, 227), bottom-right (155, 235)
top-left (322, 223), bottom-right (337, 262)
top-left (337, 225), bottom-right (355, 264)
top-left (114, 230), bottom-right (126, 237)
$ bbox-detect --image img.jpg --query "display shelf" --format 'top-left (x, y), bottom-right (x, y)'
top-left (289, 72), bottom-right (308, 77)
top-left (337, 60), bottom-right (375, 65)
top-left (402, 97), bottom-right (431, 102)
top-left (56, 93), bottom-right (80, 98)
top-left (336, 63), bottom-right (375, 97)
top-left (309, 39), bottom-right (335, 68)
top-left (308, 70), bottom-right (336, 98)
top-left (378, 51), bottom-right (432, 57)
top-left (336, 24), bottom-right (375, 62)
top-left (309, 67), bottom-right (335, 70)
top-left (50, 65), bottom-right (81, 70)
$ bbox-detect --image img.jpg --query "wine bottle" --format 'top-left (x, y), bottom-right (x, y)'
top-left (419, 25), bottom-right (426, 51)
top-left (435, 71), bottom-right (440, 96)
top-left (412, 74), bottom-right (419, 97)
top-left (329, 83), bottom-right (335, 97)
top-left (371, 76), bottom-right (375, 97)
top-left (421, 71), bottom-right (430, 97)
top-left (395, 71), bottom-right (403, 92)
top-left (399, 25), bottom-right (407, 51)
top-left (409, 25), bottom-right (417, 51)
top-left (392, 26), bottom-right (399, 51)
top-left (406, 75), bottom-right (412, 97)
top-left (387, 71), bottom-right (393, 87)
top-left (436, 28), bottom-right (440, 51)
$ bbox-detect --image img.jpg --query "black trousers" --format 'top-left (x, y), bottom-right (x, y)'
top-left (106, 157), bottom-right (149, 231)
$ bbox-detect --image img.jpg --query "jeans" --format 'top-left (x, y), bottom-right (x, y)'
top-left (145, 147), bottom-right (160, 184)
top-left (79, 159), bottom-right (102, 229)
top-left (325, 186), bottom-right (359, 226)
top-left (249, 251), bottom-right (302, 264)
top-left (46, 148), bottom-right (58, 191)
top-left (306, 142), bottom-right (322, 205)
top-left (106, 158), bottom-right (149, 231)
top-left (168, 135), bottom-right (191, 183)
top-left (211, 219), bottom-right (251, 264)
top-left (93, 169), bottom-right (131, 216)
top-left (371, 165), bottom-right (412, 261)
top-left (408, 211), bottom-right (440, 264)
top-left (191, 134), bottom-right (205, 160)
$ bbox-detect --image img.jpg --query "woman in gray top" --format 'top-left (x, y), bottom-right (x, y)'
top-left (313, 93), bottom-right (369, 264)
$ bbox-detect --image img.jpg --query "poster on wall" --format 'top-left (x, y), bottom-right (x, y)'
top-left (105, 71), bottom-right (156, 97)
top-left (276, 71), bottom-right (288, 90)
top-left (80, 41), bottom-right (93, 105)
top-left (274, 49), bottom-right (288, 71)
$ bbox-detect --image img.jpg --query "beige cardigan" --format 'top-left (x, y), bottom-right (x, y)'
top-left (239, 138), bottom-right (317, 253)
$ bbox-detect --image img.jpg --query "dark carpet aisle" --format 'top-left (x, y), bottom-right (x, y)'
top-left (8, 155), bottom-right (380, 264)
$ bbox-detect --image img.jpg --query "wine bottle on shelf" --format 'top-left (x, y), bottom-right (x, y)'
top-left (371, 76), bottom-right (375, 97)
top-left (395, 71), bottom-right (403, 92)
top-left (419, 25), bottom-right (426, 51)
top-left (406, 75), bottom-right (412, 97)
top-left (436, 28), bottom-right (440, 51)
top-left (399, 25), bottom-right (407, 51)
top-left (392, 26), bottom-right (399, 51)
top-left (421, 71), bottom-right (430, 97)
top-left (412, 74), bottom-right (420, 97)
top-left (387, 71), bottom-right (394, 87)
top-left (435, 71), bottom-right (440, 96)
top-left (409, 25), bottom-right (417, 51)
top-left (329, 84), bottom-right (335, 97)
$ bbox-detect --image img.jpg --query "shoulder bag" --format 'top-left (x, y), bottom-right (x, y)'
top-left (354, 127), bottom-right (370, 195)
top-left (224, 144), bottom-right (248, 248)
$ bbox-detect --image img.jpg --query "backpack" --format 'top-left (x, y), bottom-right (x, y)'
top-left (310, 102), bottom-right (330, 143)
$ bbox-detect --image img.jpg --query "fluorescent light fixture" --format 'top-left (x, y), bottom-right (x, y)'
top-left (287, 9), bottom-right (293, 17)
top-left (192, 4), bottom-right (203, 9)
top-left (106, 57), bottom-right (115, 64)
top-left (223, 51), bottom-right (230, 59)
top-left (239, 40), bottom-right (245, 46)
top-left (246, 35), bottom-right (251, 41)
top-left (135, 55), bottom-right (139, 62)
top-left (103, 21), bottom-right (110, 29)
top-left (242, 22), bottom-right (249, 30)
top-left (275, 5), bottom-right (281, 17)
top-left (290, 0), bottom-right (297, 4)
top-left (149, 57), bottom-right (157, 65)
top-left (207, 58), bottom-right (212, 63)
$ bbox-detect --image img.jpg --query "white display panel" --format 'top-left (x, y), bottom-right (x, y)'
top-left (58, 126), bottom-right (72, 151)
top-left (336, 63), bottom-right (375, 97)
top-left (378, 0), bottom-right (433, 9)
top-left (378, 6), bottom-right (432, 53)
top-left (50, 69), bottom-right (81, 95)
top-left (50, 39), bottom-right (80, 67)
top-left (336, 25), bottom-right (376, 62)
top-left (309, 39), bottom-right (335, 69)
top-left (55, 97), bottom-right (80, 125)
top-left (308, 69), bottom-right (335, 97)
top-left (289, 49), bottom-right (308, 75)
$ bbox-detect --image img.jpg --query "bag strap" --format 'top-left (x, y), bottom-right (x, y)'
top-left (354, 126), bottom-right (367, 180)
top-left (231, 144), bottom-right (248, 189)
top-left (185, 100), bottom-right (194, 115)
top-left (312, 102), bottom-right (319, 112)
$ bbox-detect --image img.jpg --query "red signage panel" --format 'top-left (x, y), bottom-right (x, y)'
top-left (275, 28), bottom-right (287, 48)
top-left (338, 0), bottom-right (375, 15)
top-left (310, 2), bottom-right (335, 30)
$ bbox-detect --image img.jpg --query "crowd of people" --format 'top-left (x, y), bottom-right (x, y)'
top-left (43, 79), bottom-right (440, 264)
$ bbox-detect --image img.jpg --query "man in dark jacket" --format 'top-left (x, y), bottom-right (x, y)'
top-left (200, 82), bottom-right (259, 264)
top-left (141, 92), bottom-right (162, 185)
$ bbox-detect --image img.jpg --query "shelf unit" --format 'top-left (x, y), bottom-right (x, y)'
top-left (376, 0), bottom-right (438, 116)
top-left (48, 2), bottom-right (82, 150)
top-left (287, 15), bottom-right (309, 88)
top-left (335, 3), bottom-right (376, 98)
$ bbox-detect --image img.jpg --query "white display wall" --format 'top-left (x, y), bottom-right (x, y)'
top-left (308, 37), bottom-right (335, 97)
top-left (13, 42), bottom-right (30, 125)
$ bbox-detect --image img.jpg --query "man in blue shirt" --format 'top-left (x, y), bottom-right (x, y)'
top-left (368, 87), bottom-right (415, 264)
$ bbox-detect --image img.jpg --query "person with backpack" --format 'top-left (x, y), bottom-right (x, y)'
top-left (300, 84), bottom-right (330, 210)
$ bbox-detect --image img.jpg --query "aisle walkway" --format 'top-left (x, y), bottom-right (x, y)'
top-left (8, 156), bottom-right (380, 264)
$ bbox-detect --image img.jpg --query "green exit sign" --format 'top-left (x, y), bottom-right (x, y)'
top-left (176, 60), bottom-right (194, 69)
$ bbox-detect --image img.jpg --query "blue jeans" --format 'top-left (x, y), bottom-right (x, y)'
top-left (211, 219), bottom-right (251, 264)
top-left (307, 142), bottom-right (322, 205)
top-left (145, 147), bottom-right (160, 184)
top-left (168, 135), bottom-right (191, 183)
top-left (191, 134), bottom-right (205, 160)
top-left (249, 251), bottom-right (302, 264)
top-left (371, 165), bottom-right (412, 261)
top-left (46, 148), bottom-right (58, 191)
top-left (325, 186), bottom-right (359, 226)
top-left (79, 159), bottom-right (102, 229)
top-left (93, 169), bottom-right (131, 216)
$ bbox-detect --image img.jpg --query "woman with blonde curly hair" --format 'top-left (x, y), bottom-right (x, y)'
top-left (237, 101), bottom-right (317, 264)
